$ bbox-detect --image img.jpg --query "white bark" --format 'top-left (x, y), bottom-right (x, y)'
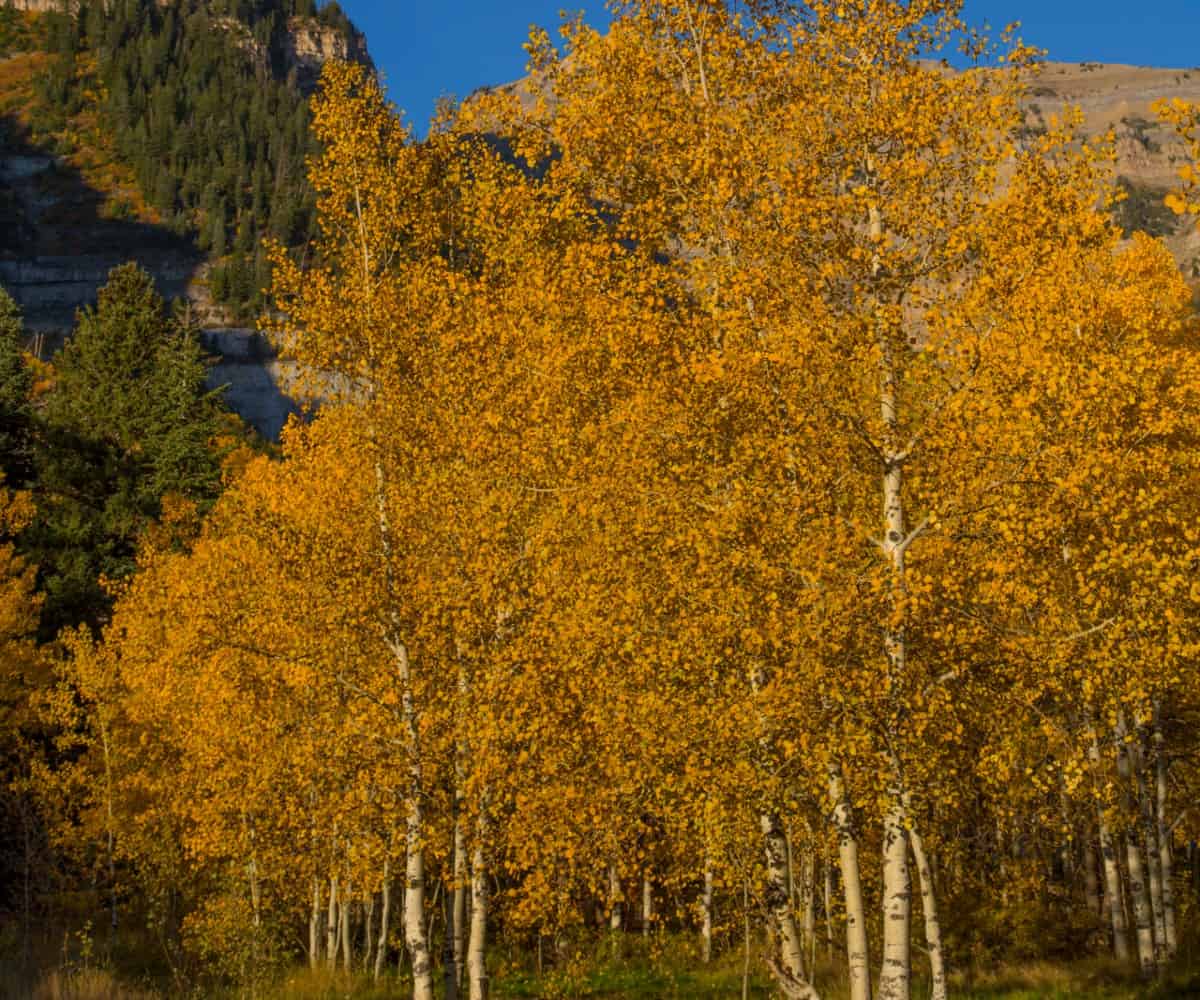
top-left (878, 797), bottom-right (911, 1000)
top-left (310, 878), bottom-right (321, 969)
top-left (831, 764), bottom-right (871, 1000)
top-left (405, 813), bottom-right (434, 1000)
top-left (801, 850), bottom-right (816, 964)
top-left (340, 880), bottom-right (353, 970)
top-left (608, 866), bottom-right (624, 932)
top-left (909, 822), bottom-right (946, 1000)
top-left (642, 873), bottom-right (653, 938)
top-left (453, 810), bottom-right (468, 987)
top-left (762, 812), bottom-right (808, 983)
top-left (1089, 729), bottom-right (1129, 960)
top-left (326, 874), bottom-right (339, 971)
top-left (1154, 708), bottom-right (1177, 959)
top-left (468, 828), bottom-right (489, 1000)
top-left (1116, 720), bottom-right (1156, 978)
top-left (374, 861), bottom-right (390, 982)
top-left (364, 893), bottom-right (375, 974)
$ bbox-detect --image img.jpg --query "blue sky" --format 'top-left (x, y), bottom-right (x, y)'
top-left (337, 1), bottom-right (1200, 135)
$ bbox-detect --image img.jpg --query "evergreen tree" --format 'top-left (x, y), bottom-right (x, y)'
top-left (28, 265), bottom-right (226, 636)
top-left (0, 288), bottom-right (32, 489)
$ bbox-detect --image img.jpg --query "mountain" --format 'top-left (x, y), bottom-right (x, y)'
top-left (0, 0), bottom-right (371, 437)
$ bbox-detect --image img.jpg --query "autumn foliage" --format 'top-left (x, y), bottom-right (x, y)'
top-left (12, 2), bottom-right (1200, 999)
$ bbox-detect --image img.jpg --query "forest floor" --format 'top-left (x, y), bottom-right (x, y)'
top-left (7, 934), bottom-right (1200, 998)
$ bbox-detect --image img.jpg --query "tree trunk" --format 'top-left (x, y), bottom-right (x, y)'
top-left (801, 850), bottom-right (816, 963)
top-left (310, 878), bottom-right (322, 969)
top-left (468, 830), bottom-right (489, 1000)
top-left (831, 765), bottom-right (871, 1000)
top-left (326, 874), bottom-right (339, 970)
top-left (909, 821), bottom-right (946, 1000)
top-left (1154, 706), bottom-right (1177, 959)
top-left (609, 866), bottom-right (624, 933)
top-left (404, 806), bottom-right (434, 1000)
top-left (761, 811), bottom-right (807, 983)
top-left (1116, 719), bottom-right (1157, 978)
top-left (878, 796), bottom-right (911, 1000)
top-left (340, 880), bottom-right (353, 970)
top-left (444, 873), bottom-right (459, 1000)
top-left (642, 873), bottom-right (653, 938)
top-left (1132, 733), bottom-right (1167, 966)
top-left (1089, 724), bottom-right (1129, 961)
top-left (702, 863), bottom-right (714, 963)
top-left (375, 862), bottom-right (390, 982)
top-left (453, 810), bottom-right (468, 988)
top-left (364, 893), bottom-right (375, 974)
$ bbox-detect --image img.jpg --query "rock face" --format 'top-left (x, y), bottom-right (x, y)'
top-left (1025, 62), bottom-right (1200, 270)
top-left (284, 15), bottom-right (374, 92)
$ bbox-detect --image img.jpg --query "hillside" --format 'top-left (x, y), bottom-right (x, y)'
top-left (0, 0), bottom-right (370, 435)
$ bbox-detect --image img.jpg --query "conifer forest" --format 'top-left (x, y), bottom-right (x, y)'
top-left (7, 2), bottom-right (1200, 998)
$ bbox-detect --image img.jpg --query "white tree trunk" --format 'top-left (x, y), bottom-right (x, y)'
top-left (453, 810), bottom-right (468, 987)
top-left (1089, 723), bottom-right (1129, 961)
top-left (1116, 719), bottom-right (1157, 978)
top-left (642, 873), bottom-right (653, 938)
top-left (909, 822), bottom-right (946, 1000)
top-left (310, 878), bottom-right (322, 969)
top-left (326, 874), bottom-right (339, 971)
top-left (340, 880), bottom-right (353, 970)
top-left (468, 834), bottom-right (489, 1000)
top-left (374, 862), bottom-right (390, 982)
top-left (405, 813), bottom-right (434, 1000)
top-left (762, 811), bottom-right (808, 983)
top-left (1153, 706), bottom-right (1177, 959)
top-left (830, 765), bottom-right (871, 1000)
top-left (878, 797), bottom-right (911, 1000)
top-left (364, 892), bottom-right (375, 974)
top-left (801, 850), bottom-right (816, 963)
top-left (609, 866), bottom-right (624, 932)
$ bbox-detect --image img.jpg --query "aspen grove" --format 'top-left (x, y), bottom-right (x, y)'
top-left (18, 1), bottom-right (1200, 998)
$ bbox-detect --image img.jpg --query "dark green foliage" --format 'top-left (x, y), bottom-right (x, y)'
top-left (0, 288), bottom-right (32, 490)
top-left (28, 264), bottom-right (226, 636)
top-left (34, 0), bottom-right (365, 321)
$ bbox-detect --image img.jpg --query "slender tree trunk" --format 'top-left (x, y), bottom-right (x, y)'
top-left (375, 861), bottom-right (390, 982)
top-left (364, 893), bottom-right (376, 974)
top-left (802, 850), bottom-right (816, 963)
top-left (1154, 706), bottom-right (1177, 959)
top-left (340, 880), bottom-right (353, 970)
top-left (761, 811), bottom-right (807, 981)
top-left (404, 812), bottom-right (434, 1000)
top-left (468, 817), bottom-right (489, 1000)
top-left (702, 863), bottom-right (714, 963)
top-left (453, 810), bottom-right (468, 987)
top-left (310, 878), bottom-right (322, 969)
top-left (831, 764), bottom-right (871, 1000)
top-left (444, 873), bottom-right (459, 1000)
top-left (1132, 734), bottom-right (1167, 965)
top-left (609, 866), bottom-right (624, 933)
top-left (326, 874), bottom-right (339, 971)
top-left (878, 796), bottom-right (911, 1000)
top-left (1089, 724), bottom-right (1129, 961)
top-left (909, 821), bottom-right (946, 1000)
top-left (642, 873), bottom-right (653, 938)
top-left (1116, 718), bottom-right (1157, 978)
